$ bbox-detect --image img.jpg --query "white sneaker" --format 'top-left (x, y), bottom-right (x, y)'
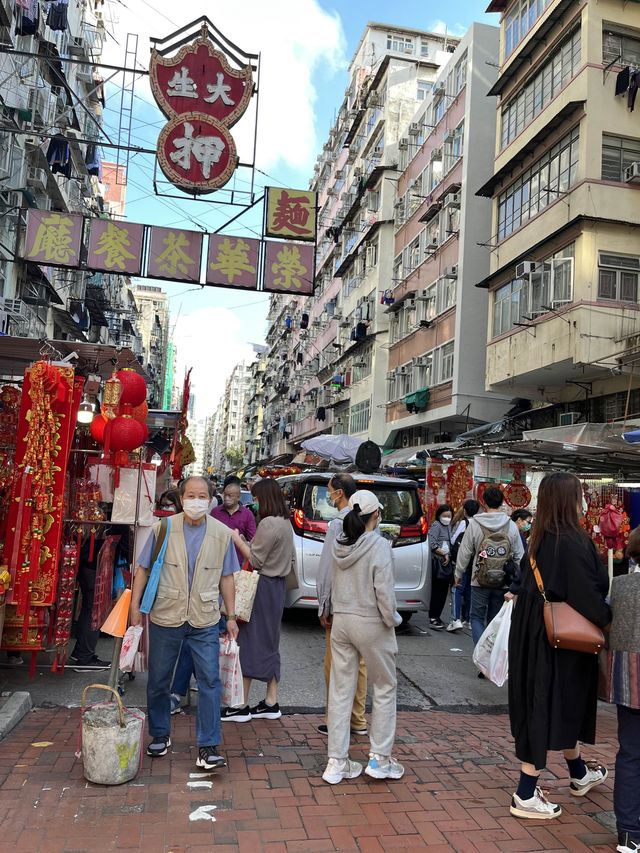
top-left (364, 753), bottom-right (405, 780)
top-left (447, 619), bottom-right (463, 632)
top-left (570, 762), bottom-right (608, 797)
top-left (463, 621), bottom-right (471, 629)
top-left (322, 758), bottom-right (363, 785)
top-left (510, 787), bottom-right (562, 820)
top-left (618, 832), bottom-right (640, 852)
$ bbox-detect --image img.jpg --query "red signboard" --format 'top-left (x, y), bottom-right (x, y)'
top-left (87, 220), bottom-right (144, 275)
top-left (157, 114), bottom-right (237, 194)
top-left (263, 241), bottom-right (315, 295)
top-left (207, 235), bottom-right (260, 289)
top-left (147, 225), bottom-right (203, 283)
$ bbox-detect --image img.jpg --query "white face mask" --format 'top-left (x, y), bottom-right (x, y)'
top-left (440, 517), bottom-right (452, 526)
top-left (183, 498), bottom-right (210, 520)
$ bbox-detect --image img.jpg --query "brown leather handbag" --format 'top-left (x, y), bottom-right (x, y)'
top-left (530, 557), bottom-right (605, 655)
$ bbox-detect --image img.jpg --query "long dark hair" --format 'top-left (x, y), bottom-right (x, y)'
top-left (252, 478), bottom-right (288, 521)
top-left (340, 506), bottom-right (377, 546)
top-left (528, 472), bottom-right (585, 559)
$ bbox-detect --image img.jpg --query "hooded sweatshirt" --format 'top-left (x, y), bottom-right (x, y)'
top-left (331, 531), bottom-right (402, 628)
top-left (454, 511), bottom-right (524, 588)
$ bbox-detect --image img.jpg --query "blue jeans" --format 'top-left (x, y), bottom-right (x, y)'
top-left (452, 569), bottom-right (471, 622)
top-left (148, 621), bottom-right (221, 747)
top-left (615, 704), bottom-right (640, 838)
top-left (470, 587), bottom-right (504, 646)
top-left (171, 615), bottom-right (227, 697)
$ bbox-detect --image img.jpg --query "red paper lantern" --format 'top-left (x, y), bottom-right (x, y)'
top-left (110, 416), bottom-right (146, 452)
top-left (90, 413), bottom-right (108, 444)
top-left (116, 369), bottom-right (147, 407)
top-left (131, 401), bottom-right (148, 424)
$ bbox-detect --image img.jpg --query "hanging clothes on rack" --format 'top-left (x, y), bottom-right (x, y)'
top-left (629, 68), bottom-right (640, 112)
top-left (85, 144), bottom-right (101, 178)
top-left (15, 0), bottom-right (38, 35)
top-left (46, 135), bottom-right (72, 177)
top-left (47, 0), bottom-right (69, 32)
top-left (615, 66), bottom-right (630, 97)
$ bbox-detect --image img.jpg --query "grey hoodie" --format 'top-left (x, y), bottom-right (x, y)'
top-left (455, 511), bottom-right (524, 587)
top-left (331, 531), bottom-right (402, 628)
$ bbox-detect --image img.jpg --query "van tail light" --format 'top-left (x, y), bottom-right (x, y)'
top-left (292, 509), bottom-right (327, 541)
top-left (394, 516), bottom-right (428, 548)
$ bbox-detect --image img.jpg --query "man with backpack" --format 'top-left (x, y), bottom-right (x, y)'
top-left (454, 486), bottom-right (524, 654)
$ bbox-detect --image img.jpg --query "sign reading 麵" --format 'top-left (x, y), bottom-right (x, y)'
top-left (265, 187), bottom-right (317, 242)
top-left (150, 32), bottom-right (253, 194)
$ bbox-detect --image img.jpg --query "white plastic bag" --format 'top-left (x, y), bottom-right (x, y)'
top-left (119, 625), bottom-right (143, 673)
top-left (219, 638), bottom-right (244, 707)
top-left (111, 467), bottom-right (156, 526)
top-left (472, 600), bottom-right (513, 687)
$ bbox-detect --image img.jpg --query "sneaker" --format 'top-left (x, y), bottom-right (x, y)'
top-left (429, 618), bottom-right (445, 630)
top-left (170, 694), bottom-right (182, 715)
top-left (618, 832), bottom-right (640, 852)
top-left (463, 621), bottom-right (471, 629)
top-left (6, 653), bottom-right (23, 666)
top-left (221, 705), bottom-right (252, 723)
top-left (70, 655), bottom-right (111, 670)
top-left (447, 619), bottom-right (464, 632)
top-left (196, 746), bottom-right (227, 770)
top-left (351, 725), bottom-right (368, 736)
top-left (249, 700), bottom-right (282, 720)
top-left (322, 758), bottom-right (363, 785)
top-left (364, 753), bottom-right (405, 780)
top-left (570, 762), bottom-right (608, 797)
top-left (317, 724), bottom-right (328, 735)
top-left (510, 787), bottom-right (562, 820)
top-left (146, 736), bottom-right (171, 758)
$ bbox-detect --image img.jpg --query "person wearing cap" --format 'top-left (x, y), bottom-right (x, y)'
top-left (322, 489), bottom-right (404, 786)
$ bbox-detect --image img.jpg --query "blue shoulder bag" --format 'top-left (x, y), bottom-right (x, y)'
top-left (140, 517), bottom-right (171, 614)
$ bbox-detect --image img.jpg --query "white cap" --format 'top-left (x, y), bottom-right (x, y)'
top-left (348, 489), bottom-right (383, 516)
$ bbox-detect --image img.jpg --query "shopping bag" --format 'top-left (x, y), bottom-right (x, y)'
top-left (119, 625), bottom-right (144, 673)
top-left (111, 466), bottom-right (157, 526)
top-left (221, 568), bottom-right (259, 622)
top-left (219, 638), bottom-right (244, 707)
top-left (472, 600), bottom-right (513, 686)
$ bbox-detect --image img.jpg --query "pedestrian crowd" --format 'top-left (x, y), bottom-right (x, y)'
top-left (128, 470), bottom-right (640, 853)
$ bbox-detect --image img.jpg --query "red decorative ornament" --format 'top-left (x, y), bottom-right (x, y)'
top-left (109, 416), bottom-right (146, 452)
top-left (116, 369), bottom-right (147, 407)
top-left (427, 464), bottom-right (445, 496)
top-left (503, 481), bottom-right (532, 509)
top-left (90, 413), bottom-right (108, 444)
top-left (131, 401), bottom-right (148, 424)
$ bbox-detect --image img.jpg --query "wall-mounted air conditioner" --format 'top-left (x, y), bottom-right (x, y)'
top-left (398, 138), bottom-right (409, 150)
top-left (559, 411), bottom-right (581, 427)
top-left (515, 260), bottom-right (536, 277)
top-left (409, 122), bottom-right (421, 136)
top-left (443, 265), bottom-right (458, 279)
top-left (624, 161), bottom-right (640, 183)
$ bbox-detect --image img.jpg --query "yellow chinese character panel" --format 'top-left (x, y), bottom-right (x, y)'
top-left (265, 187), bottom-right (317, 241)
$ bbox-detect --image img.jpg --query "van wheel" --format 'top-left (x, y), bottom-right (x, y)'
top-left (398, 611), bottom-right (414, 625)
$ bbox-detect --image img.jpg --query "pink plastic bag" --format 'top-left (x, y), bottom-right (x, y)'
top-left (119, 625), bottom-right (143, 673)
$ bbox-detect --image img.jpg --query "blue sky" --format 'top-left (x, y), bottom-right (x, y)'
top-left (103, 1), bottom-right (499, 417)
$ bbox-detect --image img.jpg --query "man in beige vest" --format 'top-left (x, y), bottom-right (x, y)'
top-left (130, 476), bottom-right (239, 770)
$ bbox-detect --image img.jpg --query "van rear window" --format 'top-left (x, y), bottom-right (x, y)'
top-left (302, 483), bottom-right (420, 525)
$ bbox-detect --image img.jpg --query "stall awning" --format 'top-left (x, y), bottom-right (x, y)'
top-left (0, 336), bottom-right (147, 380)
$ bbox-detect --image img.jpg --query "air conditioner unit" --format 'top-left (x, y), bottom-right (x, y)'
top-left (433, 82), bottom-right (446, 96)
top-left (445, 191), bottom-right (461, 208)
top-left (404, 46), bottom-right (414, 54)
top-left (559, 411), bottom-right (581, 427)
top-left (407, 298), bottom-right (417, 309)
top-left (333, 309), bottom-right (342, 320)
top-left (443, 129), bottom-right (455, 143)
top-left (398, 366), bottom-right (410, 375)
top-left (353, 166), bottom-right (362, 177)
top-left (409, 122), bottom-right (421, 136)
top-left (398, 138), bottom-right (409, 150)
top-left (326, 187), bottom-right (336, 197)
top-left (412, 356), bottom-right (428, 367)
top-left (431, 147), bottom-right (442, 160)
top-left (418, 288), bottom-right (431, 300)
top-left (443, 264), bottom-right (458, 279)
top-left (0, 298), bottom-right (26, 319)
top-left (425, 241), bottom-right (438, 252)
top-left (624, 161), bottom-right (640, 183)
top-left (334, 168), bottom-right (344, 180)
top-left (26, 165), bottom-right (47, 191)
top-left (515, 260), bottom-right (536, 277)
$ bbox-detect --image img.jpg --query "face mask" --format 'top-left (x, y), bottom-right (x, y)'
top-left (523, 522), bottom-right (531, 532)
top-left (183, 498), bottom-right (209, 520)
top-left (441, 517), bottom-right (451, 526)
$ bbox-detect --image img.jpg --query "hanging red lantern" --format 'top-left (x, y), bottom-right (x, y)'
top-left (116, 369), bottom-right (147, 407)
top-left (109, 416), bottom-right (146, 452)
top-left (90, 413), bottom-right (108, 444)
top-left (131, 401), bottom-right (148, 424)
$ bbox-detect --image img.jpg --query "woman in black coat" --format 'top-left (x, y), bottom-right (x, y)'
top-left (508, 472), bottom-right (611, 821)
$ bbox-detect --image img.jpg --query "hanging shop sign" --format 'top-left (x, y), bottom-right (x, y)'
top-left (264, 187), bottom-right (317, 242)
top-left (150, 28), bottom-right (254, 194)
top-left (22, 210), bottom-right (315, 295)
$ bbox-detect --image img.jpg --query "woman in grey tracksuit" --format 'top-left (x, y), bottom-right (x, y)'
top-left (322, 489), bottom-right (404, 786)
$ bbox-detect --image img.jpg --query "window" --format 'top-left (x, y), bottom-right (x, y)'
top-left (420, 39), bottom-right (431, 58)
top-left (350, 398), bottom-right (371, 434)
top-left (437, 276), bottom-right (457, 314)
top-left (352, 347), bottom-right (372, 383)
top-left (419, 283), bottom-right (437, 322)
top-left (497, 127), bottom-right (579, 240)
top-left (444, 122), bottom-right (464, 172)
top-left (505, 0), bottom-right (554, 59)
top-left (439, 341), bottom-right (454, 382)
top-left (491, 244), bottom-right (575, 337)
top-left (602, 134), bottom-right (640, 182)
top-left (500, 29), bottom-right (581, 150)
top-left (454, 53), bottom-right (467, 93)
top-left (433, 95), bottom-right (445, 125)
top-left (387, 34), bottom-right (413, 53)
top-left (417, 81), bottom-right (433, 102)
top-left (603, 30), bottom-right (640, 67)
top-left (414, 353), bottom-right (433, 389)
top-left (430, 152), bottom-right (443, 191)
top-left (598, 253), bottom-right (640, 302)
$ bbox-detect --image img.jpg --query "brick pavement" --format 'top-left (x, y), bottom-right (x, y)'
top-left (0, 703), bottom-right (620, 853)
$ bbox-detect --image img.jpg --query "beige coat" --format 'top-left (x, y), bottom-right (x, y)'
top-left (150, 513), bottom-right (232, 629)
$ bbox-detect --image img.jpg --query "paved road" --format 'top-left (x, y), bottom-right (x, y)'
top-left (0, 607), bottom-right (506, 712)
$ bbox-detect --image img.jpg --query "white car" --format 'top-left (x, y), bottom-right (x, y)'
top-left (278, 472), bottom-right (431, 621)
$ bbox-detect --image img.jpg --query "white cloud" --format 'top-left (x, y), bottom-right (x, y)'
top-left (174, 306), bottom-right (255, 421)
top-left (102, 0), bottom-right (346, 173)
top-left (428, 19), bottom-right (467, 38)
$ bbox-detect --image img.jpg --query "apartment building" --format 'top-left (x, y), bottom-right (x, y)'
top-left (479, 0), bottom-right (640, 424)
top-left (133, 285), bottom-right (169, 407)
top-left (211, 362), bottom-right (253, 472)
top-left (386, 23), bottom-right (511, 449)
top-left (260, 23), bottom-right (460, 457)
top-left (245, 354), bottom-right (267, 464)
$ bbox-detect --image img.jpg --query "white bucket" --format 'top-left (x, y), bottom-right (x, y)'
top-left (81, 684), bottom-right (145, 785)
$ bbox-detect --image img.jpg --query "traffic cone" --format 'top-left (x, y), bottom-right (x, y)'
top-left (101, 588), bottom-right (131, 637)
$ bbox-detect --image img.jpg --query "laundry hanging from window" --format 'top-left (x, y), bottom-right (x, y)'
top-left (615, 65), bottom-right (640, 112)
top-left (47, 0), bottom-right (69, 32)
top-left (15, 0), bottom-right (39, 35)
top-left (46, 135), bottom-right (72, 177)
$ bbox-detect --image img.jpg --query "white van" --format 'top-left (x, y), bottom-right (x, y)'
top-left (278, 472), bottom-right (431, 621)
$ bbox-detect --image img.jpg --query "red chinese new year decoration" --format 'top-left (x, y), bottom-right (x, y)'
top-left (110, 416), bottom-right (146, 453)
top-left (50, 543), bottom-right (80, 672)
top-left (131, 401), bottom-right (148, 423)
top-left (427, 464), bottom-right (445, 497)
top-left (101, 371), bottom-right (122, 419)
top-left (116, 369), bottom-right (147, 408)
top-left (90, 413), bottom-right (108, 444)
top-left (503, 463), bottom-right (531, 509)
top-left (445, 461), bottom-right (473, 510)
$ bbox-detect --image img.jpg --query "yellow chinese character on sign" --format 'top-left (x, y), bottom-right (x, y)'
top-left (156, 231), bottom-right (193, 278)
top-left (271, 245), bottom-right (308, 291)
top-left (266, 187), bottom-right (316, 240)
top-left (93, 223), bottom-right (136, 270)
top-left (29, 213), bottom-right (76, 264)
top-left (209, 238), bottom-right (256, 284)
